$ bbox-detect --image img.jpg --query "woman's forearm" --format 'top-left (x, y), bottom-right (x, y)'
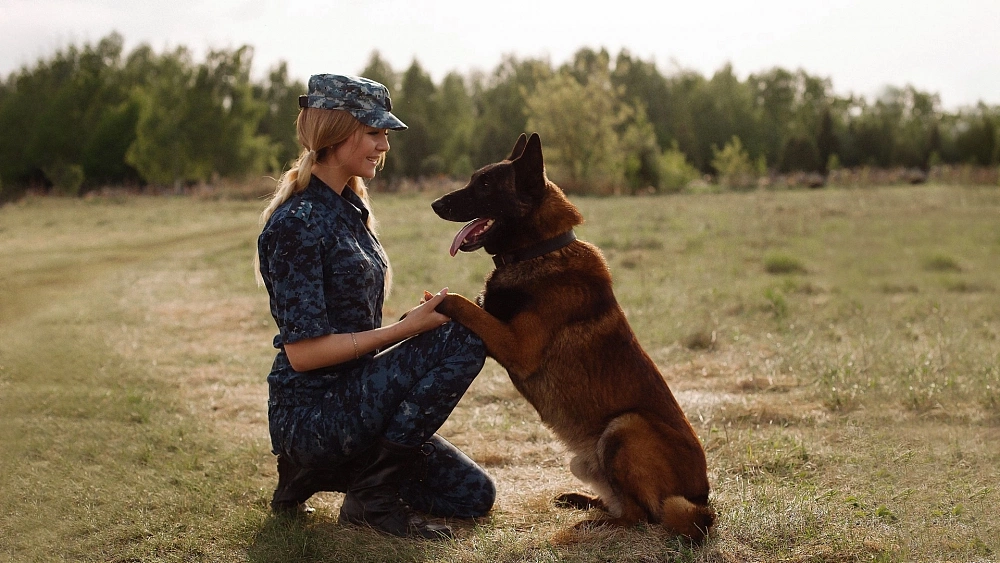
top-left (283, 290), bottom-right (450, 373)
top-left (283, 321), bottom-right (417, 372)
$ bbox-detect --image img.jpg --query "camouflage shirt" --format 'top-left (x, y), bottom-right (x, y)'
top-left (258, 176), bottom-right (388, 400)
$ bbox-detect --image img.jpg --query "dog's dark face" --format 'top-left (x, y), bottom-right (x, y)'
top-left (431, 133), bottom-right (548, 256)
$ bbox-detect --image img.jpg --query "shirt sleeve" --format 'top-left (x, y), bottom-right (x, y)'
top-left (263, 216), bottom-right (335, 344)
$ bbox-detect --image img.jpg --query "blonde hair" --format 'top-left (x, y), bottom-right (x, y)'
top-left (256, 108), bottom-right (392, 291)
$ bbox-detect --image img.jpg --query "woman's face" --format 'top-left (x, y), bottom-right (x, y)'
top-left (330, 126), bottom-right (390, 179)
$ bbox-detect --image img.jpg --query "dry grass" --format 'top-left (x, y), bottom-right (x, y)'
top-left (1, 184), bottom-right (999, 562)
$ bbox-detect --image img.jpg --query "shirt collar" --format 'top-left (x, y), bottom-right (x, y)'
top-left (307, 175), bottom-right (371, 224)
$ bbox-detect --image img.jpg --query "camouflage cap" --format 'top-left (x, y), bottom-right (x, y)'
top-left (299, 74), bottom-right (407, 130)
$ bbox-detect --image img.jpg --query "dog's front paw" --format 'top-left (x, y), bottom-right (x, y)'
top-left (435, 293), bottom-right (463, 318)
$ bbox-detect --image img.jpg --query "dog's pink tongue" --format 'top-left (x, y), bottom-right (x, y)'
top-left (449, 218), bottom-right (489, 256)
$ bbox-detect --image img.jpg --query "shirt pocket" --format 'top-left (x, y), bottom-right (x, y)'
top-left (326, 249), bottom-right (378, 293)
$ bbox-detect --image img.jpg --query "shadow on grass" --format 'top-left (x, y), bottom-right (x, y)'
top-left (247, 513), bottom-right (454, 563)
top-left (246, 511), bottom-right (708, 563)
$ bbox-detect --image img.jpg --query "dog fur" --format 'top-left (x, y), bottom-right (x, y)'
top-left (430, 133), bottom-right (715, 540)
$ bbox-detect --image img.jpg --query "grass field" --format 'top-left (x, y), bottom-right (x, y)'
top-left (1, 184), bottom-right (998, 562)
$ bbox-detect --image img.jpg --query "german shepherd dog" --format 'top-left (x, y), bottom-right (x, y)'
top-left (430, 133), bottom-right (715, 540)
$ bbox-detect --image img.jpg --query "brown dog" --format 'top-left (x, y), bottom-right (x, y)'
top-left (430, 133), bottom-right (715, 540)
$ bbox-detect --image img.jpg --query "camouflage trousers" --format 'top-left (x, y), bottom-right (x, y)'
top-left (268, 321), bottom-right (494, 518)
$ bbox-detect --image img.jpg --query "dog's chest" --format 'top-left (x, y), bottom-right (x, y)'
top-left (481, 265), bottom-right (546, 321)
top-left (480, 284), bottom-right (532, 323)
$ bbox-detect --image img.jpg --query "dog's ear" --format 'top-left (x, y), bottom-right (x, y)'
top-left (512, 132), bottom-right (546, 197)
top-left (517, 133), bottom-right (544, 175)
top-left (507, 133), bottom-right (528, 161)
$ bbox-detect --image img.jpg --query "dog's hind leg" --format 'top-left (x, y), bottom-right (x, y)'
top-left (595, 413), bottom-right (679, 525)
top-left (554, 451), bottom-right (614, 512)
top-left (585, 412), bottom-right (714, 539)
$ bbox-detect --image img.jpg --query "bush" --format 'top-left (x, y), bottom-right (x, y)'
top-left (43, 162), bottom-right (85, 196)
top-left (764, 253), bottom-right (808, 274)
top-left (923, 254), bottom-right (962, 272)
top-left (657, 143), bottom-right (700, 193)
top-left (712, 136), bottom-right (758, 190)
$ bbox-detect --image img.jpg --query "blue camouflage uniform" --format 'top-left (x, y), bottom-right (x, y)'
top-left (257, 175), bottom-right (494, 518)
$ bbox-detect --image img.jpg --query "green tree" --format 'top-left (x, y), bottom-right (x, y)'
top-left (679, 65), bottom-right (762, 172)
top-left (196, 46), bottom-right (275, 177)
top-left (393, 61), bottom-right (437, 177)
top-left (0, 33), bottom-right (135, 192)
top-left (878, 85), bottom-right (940, 168)
top-left (747, 68), bottom-right (832, 169)
top-left (126, 47), bottom-right (198, 186)
top-left (22, 45), bottom-right (85, 177)
top-left (82, 98), bottom-right (141, 185)
top-left (658, 70), bottom-right (708, 170)
top-left (748, 67), bottom-right (798, 165)
top-left (469, 56), bottom-right (550, 167)
top-left (816, 107), bottom-right (839, 174)
top-left (562, 47), bottom-right (612, 86)
top-left (612, 49), bottom-right (674, 152)
top-left (526, 71), bottom-right (625, 193)
top-left (845, 98), bottom-right (894, 167)
top-left (779, 134), bottom-right (821, 173)
top-left (127, 45), bottom-right (273, 187)
top-left (619, 105), bottom-right (662, 193)
top-left (359, 51), bottom-right (399, 95)
top-left (950, 104), bottom-right (997, 166)
top-left (254, 62), bottom-right (305, 173)
top-left (432, 72), bottom-right (476, 177)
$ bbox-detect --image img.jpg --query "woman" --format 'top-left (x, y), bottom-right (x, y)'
top-left (256, 74), bottom-right (494, 539)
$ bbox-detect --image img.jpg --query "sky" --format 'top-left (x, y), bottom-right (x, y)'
top-left (2, 0), bottom-right (998, 111)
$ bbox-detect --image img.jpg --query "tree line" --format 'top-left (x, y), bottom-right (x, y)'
top-left (1, 32), bottom-right (998, 199)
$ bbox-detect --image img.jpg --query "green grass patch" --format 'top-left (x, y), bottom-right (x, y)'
top-left (923, 254), bottom-right (963, 272)
top-left (763, 252), bottom-right (808, 274)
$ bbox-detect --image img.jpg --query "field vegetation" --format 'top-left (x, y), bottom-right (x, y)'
top-left (3, 33), bottom-right (999, 201)
top-left (1, 183), bottom-right (998, 562)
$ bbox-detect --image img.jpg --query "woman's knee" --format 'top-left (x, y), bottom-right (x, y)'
top-left (467, 472), bottom-right (496, 516)
top-left (439, 320), bottom-right (486, 368)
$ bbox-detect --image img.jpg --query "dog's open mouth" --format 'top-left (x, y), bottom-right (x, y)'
top-left (449, 218), bottom-right (494, 256)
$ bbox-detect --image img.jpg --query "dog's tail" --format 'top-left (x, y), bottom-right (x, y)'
top-left (660, 495), bottom-right (716, 542)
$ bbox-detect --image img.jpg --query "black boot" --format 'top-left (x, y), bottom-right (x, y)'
top-left (270, 455), bottom-right (357, 516)
top-left (270, 455), bottom-right (319, 516)
top-left (339, 439), bottom-right (453, 539)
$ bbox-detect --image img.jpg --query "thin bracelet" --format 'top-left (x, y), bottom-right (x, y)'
top-left (350, 332), bottom-right (360, 360)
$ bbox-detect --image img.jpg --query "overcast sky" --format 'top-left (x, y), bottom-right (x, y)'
top-left (2, 0), bottom-right (998, 110)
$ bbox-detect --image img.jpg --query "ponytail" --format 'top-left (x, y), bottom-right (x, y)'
top-left (259, 149), bottom-right (316, 228)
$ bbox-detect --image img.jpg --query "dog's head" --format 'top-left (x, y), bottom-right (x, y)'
top-left (432, 133), bottom-right (581, 257)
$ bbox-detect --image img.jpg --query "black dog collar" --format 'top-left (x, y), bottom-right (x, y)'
top-left (492, 230), bottom-right (577, 267)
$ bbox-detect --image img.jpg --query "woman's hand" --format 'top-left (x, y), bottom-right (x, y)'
top-left (399, 288), bottom-right (451, 336)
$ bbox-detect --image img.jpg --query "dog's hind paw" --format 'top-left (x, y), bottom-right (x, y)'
top-left (554, 492), bottom-right (605, 511)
